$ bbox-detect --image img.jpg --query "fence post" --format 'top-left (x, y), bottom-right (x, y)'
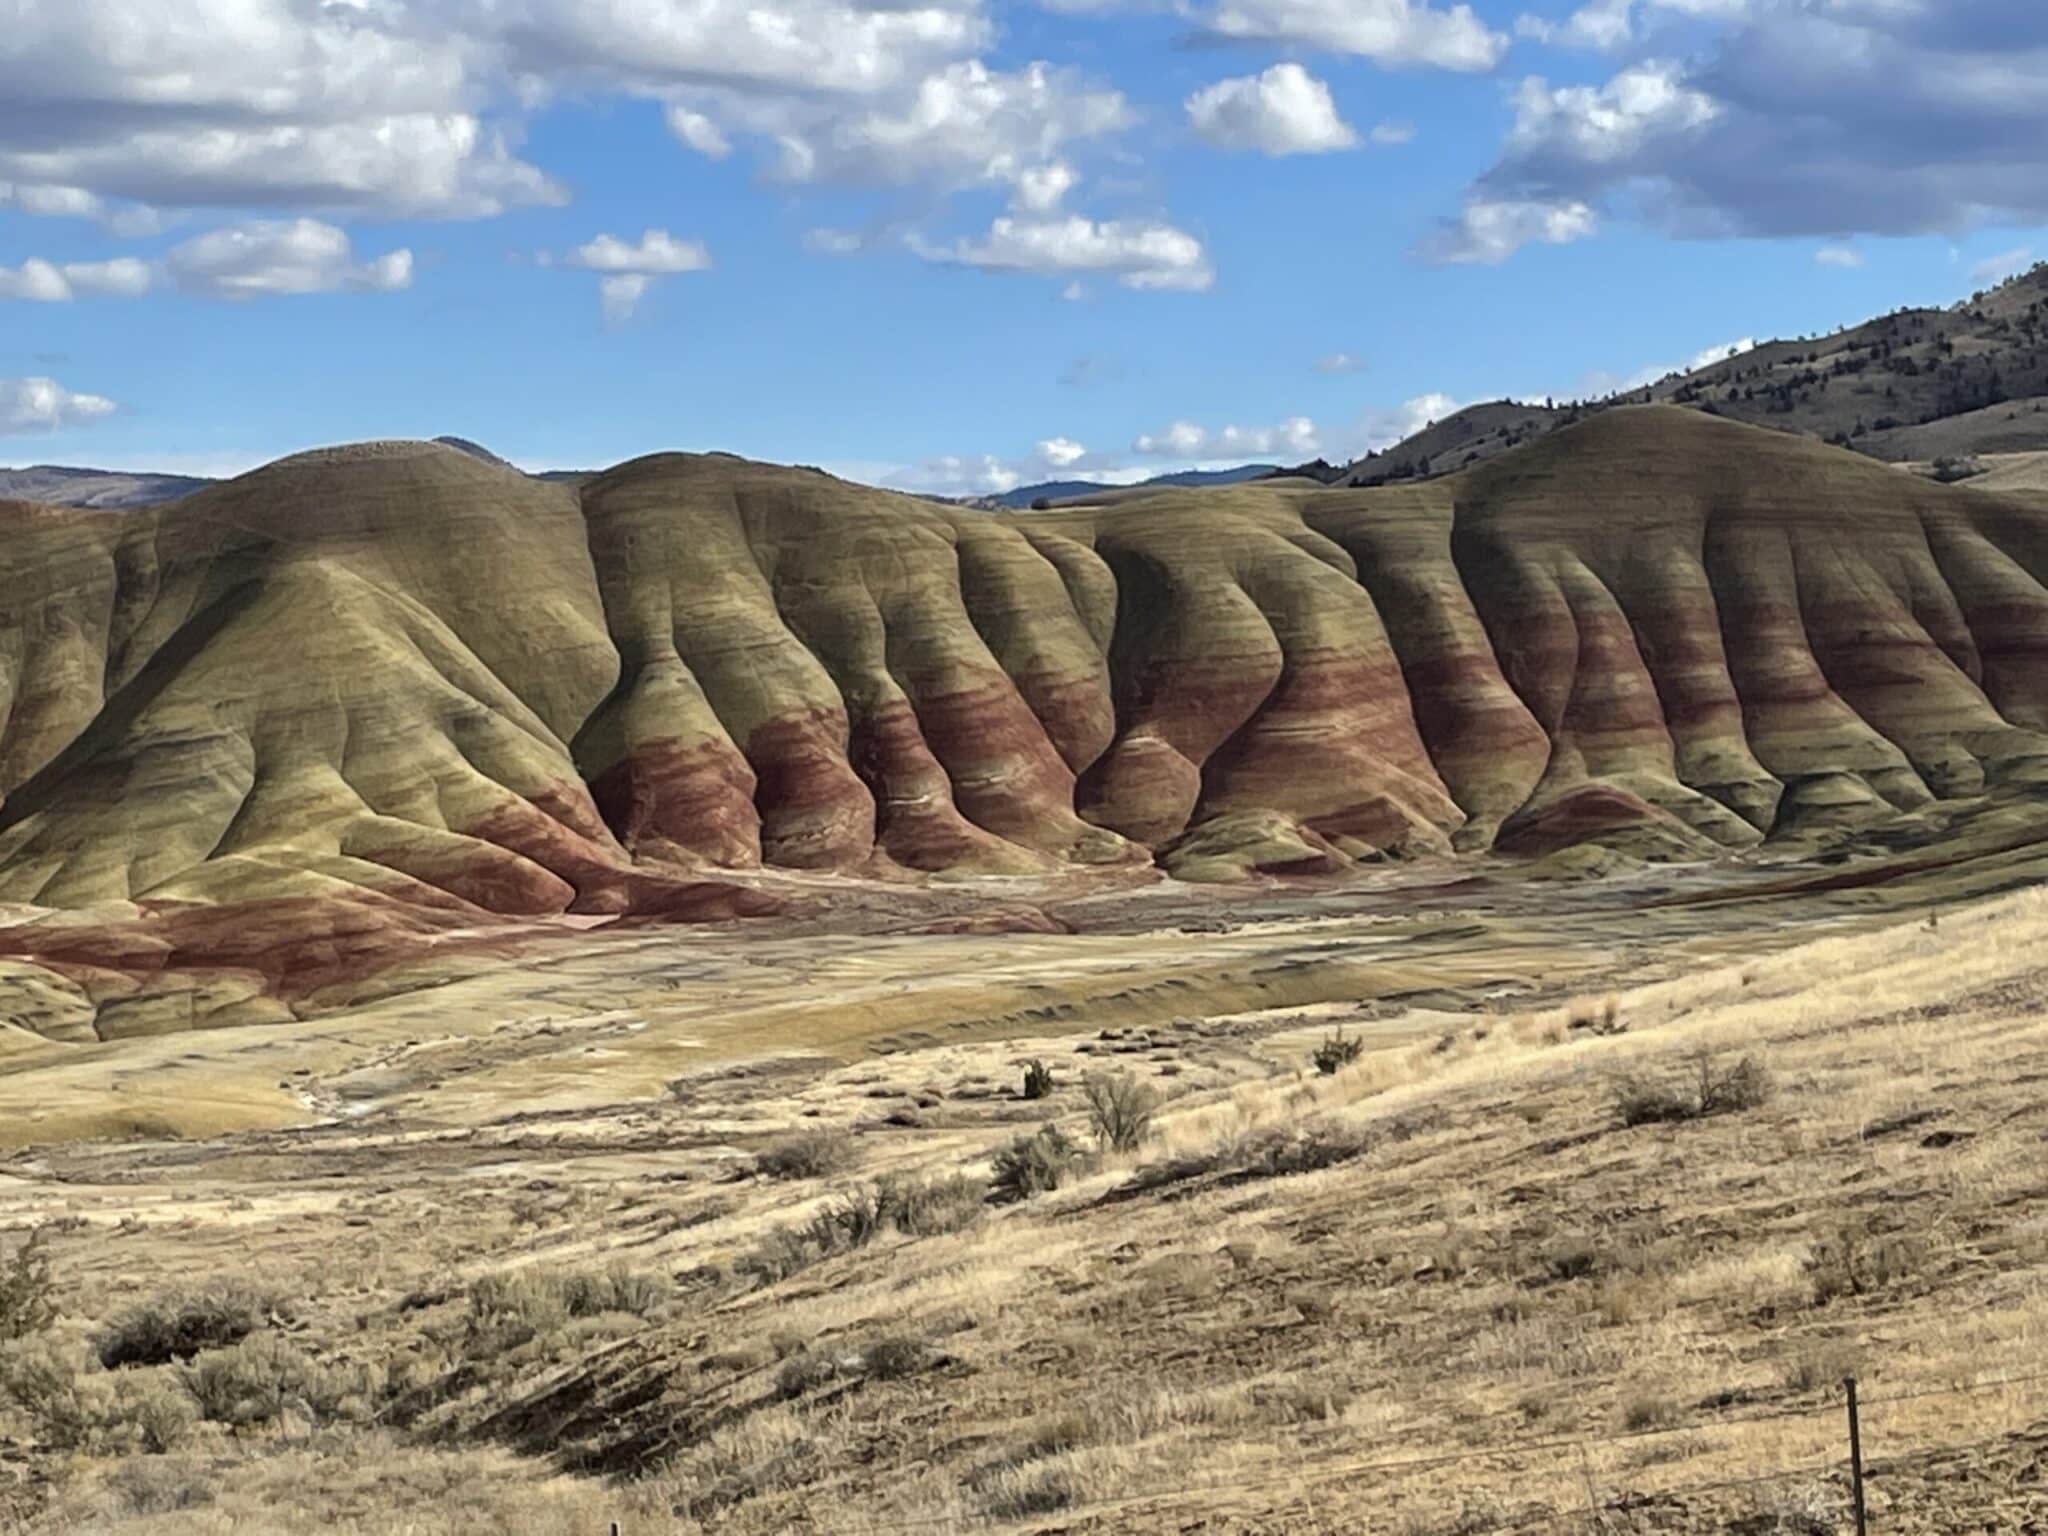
top-left (1845, 1377), bottom-right (1868, 1536)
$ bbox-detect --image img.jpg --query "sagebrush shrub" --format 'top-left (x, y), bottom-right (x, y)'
top-left (0, 1229), bottom-right (54, 1342)
top-left (991, 1125), bottom-right (1091, 1202)
top-left (1613, 1050), bottom-right (1772, 1127)
top-left (1021, 1060), bottom-right (1055, 1100)
top-left (755, 1129), bottom-right (857, 1180)
top-left (1311, 1030), bottom-right (1364, 1076)
top-left (179, 1333), bottom-right (379, 1427)
top-left (97, 1286), bottom-right (273, 1369)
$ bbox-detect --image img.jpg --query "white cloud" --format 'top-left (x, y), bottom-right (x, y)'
top-left (1134, 417), bottom-right (1319, 457)
top-left (566, 230), bottom-right (713, 274)
top-left (1503, 65), bottom-right (1720, 166)
top-left (760, 61), bottom-right (1128, 196)
top-left (598, 273), bottom-right (653, 325)
top-left (1450, 2), bottom-right (2048, 254)
top-left (1516, 0), bottom-right (1634, 50)
top-left (1370, 121), bottom-right (1417, 146)
top-left (0, 257), bottom-right (153, 302)
top-left (665, 108), bottom-right (732, 160)
top-left (915, 215), bottom-right (1213, 291)
top-left (1345, 392), bottom-right (1463, 456)
top-left (1200, 0), bottom-right (1507, 70)
top-left (0, 377), bottom-right (118, 435)
top-left (1315, 352), bottom-right (1364, 374)
top-left (1420, 198), bottom-right (1598, 264)
top-left (0, 5), bottom-right (558, 220)
top-left (1970, 247), bottom-right (2034, 286)
top-left (1036, 436), bottom-right (1088, 467)
top-left (163, 220), bottom-right (413, 300)
top-left (1013, 161), bottom-right (1079, 214)
top-left (1186, 64), bottom-right (1357, 156)
top-left (554, 229), bottom-right (713, 322)
top-left (1815, 245), bottom-right (1864, 269)
top-left (1134, 421), bottom-right (1209, 455)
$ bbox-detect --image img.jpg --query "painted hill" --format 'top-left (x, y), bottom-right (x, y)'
top-left (1331, 262), bottom-right (2048, 486)
top-left (4, 407), bottom-right (2048, 1038)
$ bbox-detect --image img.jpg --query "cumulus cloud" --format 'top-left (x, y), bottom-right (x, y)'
top-left (1420, 197), bottom-right (1598, 264)
top-left (1134, 417), bottom-right (1319, 457)
top-left (1515, 0), bottom-right (1635, 51)
top-left (1446, 1), bottom-right (2048, 257)
top-left (0, 2), bottom-right (1200, 295)
top-left (565, 230), bottom-right (713, 274)
top-left (914, 215), bottom-right (1213, 291)
top-left (0, 258), bottom-right (153, 303)
top-left (1343, 392), bottom-right (1463, 457)
top-left (552, 229), bottom-right (713, 322)
top-left (1037, 435), bottom-right (1088, 466)
top-left (598, 274), bottom-right (653, 326)
top-left (163, 220), bottom-right (413, 300)
top-left (1186, 65), bottom-right (1357, 155)
top-left (0, 4), bottom-right (558, 220)
top-left (1198, 0), bottom-right (1507, 70)
top-left (1013, 162), bottom-right (1079, 214)
top-left (666, 108), bottom-right (733, 160)
top-left (0, 377), bottom-right (118, 435)
top-left (754, 61), bottom-right (1128, 197)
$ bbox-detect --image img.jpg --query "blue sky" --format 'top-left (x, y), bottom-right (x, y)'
top-left (3, 0), bottom-right (2045, 493)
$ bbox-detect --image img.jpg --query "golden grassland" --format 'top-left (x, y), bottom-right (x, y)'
top-left (3, 884), bottom-right (2047, 1533)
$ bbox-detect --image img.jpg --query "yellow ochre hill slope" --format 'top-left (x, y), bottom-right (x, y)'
top-left (4, 407), bottom-right (2048, 1034)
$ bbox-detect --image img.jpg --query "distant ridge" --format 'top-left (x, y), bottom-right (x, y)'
top-left (1309, 261), bottom-right (2048, 487)
top-left (937, 462), bottom-right (1281, 510)
top-left (0, 464), bottom-right (214, 510)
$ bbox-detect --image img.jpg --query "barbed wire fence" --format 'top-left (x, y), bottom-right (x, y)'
top-left (844, 1364), bottom-right (2048, 1534)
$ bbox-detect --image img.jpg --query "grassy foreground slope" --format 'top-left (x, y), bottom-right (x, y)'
top-left (2, 887), bottom-right (2043, 1533)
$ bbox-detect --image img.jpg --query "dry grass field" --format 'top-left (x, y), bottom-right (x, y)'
top-left (3, 848), bottom-right (2046, 1533)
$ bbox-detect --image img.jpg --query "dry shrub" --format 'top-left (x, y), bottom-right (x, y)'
top-left (875, 1174), bottom-right (986, 1238)
top-left (1123, 1117), bottom-right (1375, 1198)
top-left (469, 1262), bottom-right (670, 1342)
top-left (1312, 1029), bottom-right (1365, 1075)
top-left (859, 1334), bottom-right (931, 1381)
top-left (1804, 1222), bottom-right (1927, 1305)
top-left (96, 1285), bottom-right (277, 1369)
top-left (1083, 1073), bottom-right (1157, 1153)
top-left (0, 1338), bottom-right (196, 1453)
top-left (755, 1129), bottom-right (857, 1180)
top-left (179, 1333), bottom-right (381, 1427)
top-left (0, 1229), bottom-right (54, 1342)
top-left (991, 1125), bottom-right (1093, 1202)
top-left (1780, 1337), bottom-right (1864, 1394)
top-left (740, 1174), bottom-right (982, 1285)
top-left (1613, 1050), bottom-right (1773, 1127)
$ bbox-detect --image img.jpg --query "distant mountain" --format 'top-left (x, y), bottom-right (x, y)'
top-left (0, 464), bottom-right (215, 510)
top-left (4, 437), bottom-right (595, 511)
top-left (947, 462), bottom-right (1281, 511)
top-left (1306, 261), bottom-right (2048, 487)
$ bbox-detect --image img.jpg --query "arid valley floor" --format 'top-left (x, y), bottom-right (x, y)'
top-left (5, 808), bottom-right (2048, 1533)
